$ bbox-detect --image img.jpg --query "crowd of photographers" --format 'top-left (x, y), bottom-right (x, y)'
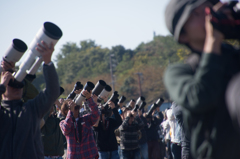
top-left (1, 0), bottom-right (240, 159)
top-left (41, 78), bottom-right (183, 159)
top-left (0, 42), bottom-right (185, 159)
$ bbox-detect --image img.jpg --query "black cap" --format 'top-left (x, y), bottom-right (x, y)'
top-left (165, 0), bottom-right (219, 41)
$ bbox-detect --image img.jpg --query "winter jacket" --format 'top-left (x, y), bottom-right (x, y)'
top-left (93, 108), bottom-right (122, 151)
top-left (0, 63), bottom-right (60, 159)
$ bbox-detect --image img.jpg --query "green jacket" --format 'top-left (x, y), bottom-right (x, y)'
top-left (22, 78), bottom-right (39, 103)
top-left (164, 44), bottom-right (240, 159)
top-left (41, 112), bottom-right (64, 156)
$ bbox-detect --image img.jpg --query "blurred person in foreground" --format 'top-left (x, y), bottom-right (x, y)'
top-left (164, 0), bottom-right (240, 158)
top-left (0, 41), bottom-right (60, 158)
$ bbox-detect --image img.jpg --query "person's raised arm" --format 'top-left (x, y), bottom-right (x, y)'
top-left (119, 111), bottom-right (131, 131)
top-left (109, 101), bottom-right (122, 129)
top-left (82, 91), bottom-right (100, 126)
top-left (59, 100), bottom-right (76, 135)
top-left (29, 41), bottom-right (60, 118)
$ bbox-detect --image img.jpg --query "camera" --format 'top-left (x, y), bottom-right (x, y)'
top-left (67, 81), bottom-right (83, 100)
top-left (133, 96), bottom-right (145, 112)
top-left (102, 91), bottom-right (119, 117)
top-left (146, 98), bottom-right (164, 118)
top-left (126, 99), bottom-right (135, 110)
top-left (92, 80), bottom-right (106, 96)
top-left (1, 39), bottom-right (27, 73)
top-left (97, 85), bottom-right (112, 103)
top-left (139, 101), bottom-right (147, 110)
top-left (12, 22), bottom-right (62, 87)
top-left (2, 39), bottom-right (28, 88)
top-left (210, 2), bottom-right (240, 39)
top-left (75, 81), bottom-right (95, 105)
top-left (119, 96), bottom-right (126, 103)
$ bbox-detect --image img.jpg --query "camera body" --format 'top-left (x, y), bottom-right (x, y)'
top-left (210, 2), bottom-right (240, 40)
top-left (146, 98), bottom-right (164, 118)
top-left (92, 80), bottom-right (106, 96)
top-left (102, 91), bottom-right (119, 118)
top-left (133, 96), bottom-right (145, 112)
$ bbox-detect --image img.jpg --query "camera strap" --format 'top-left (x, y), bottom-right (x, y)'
top-left (72, 117), bottom-right (82, 143)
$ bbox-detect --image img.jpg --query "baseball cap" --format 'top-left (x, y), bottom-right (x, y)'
top-left (165, 0), bottom-right (219, 41)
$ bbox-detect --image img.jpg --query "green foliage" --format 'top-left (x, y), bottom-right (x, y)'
top-left (33, 35), bottom-right (192, 104)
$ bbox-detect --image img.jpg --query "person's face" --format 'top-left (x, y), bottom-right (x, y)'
top-left (129, 116), bottom-right (135, 123)
top-left (2, 86), bottom-right (23, 100)
top-left (59, 98), bottom-right (64, 104)
top-left (179, 2), bottom-right (213, 45)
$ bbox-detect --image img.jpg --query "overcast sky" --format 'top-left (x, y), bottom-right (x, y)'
top-left (0, 0), bottom-right (172, 65)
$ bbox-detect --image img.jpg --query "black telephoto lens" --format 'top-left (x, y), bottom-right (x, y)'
top-left (92, 80), bottom-right (106, 96)
top-left (119, 96), bottom-right (126, 103)
top-left (84, 81), bottom-right (95, 92)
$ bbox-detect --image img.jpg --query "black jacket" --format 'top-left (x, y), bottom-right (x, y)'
top-left (146, 112), bottom-right (163, 141)
top-left (138, 115), bottom-right (148, 144)
top-left (0, 64), bottom-right (60, 159)
top-left (93, 108), bottom-right (122, 151)
top-left (41, 113), bottom-right (64, 156)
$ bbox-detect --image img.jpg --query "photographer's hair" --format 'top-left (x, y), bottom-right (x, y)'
top-left (61, 99), bottom-right (71, 116)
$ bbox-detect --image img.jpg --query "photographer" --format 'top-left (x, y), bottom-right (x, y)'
top-left (138, 109), bottom-right (149, 159)
top-left (59, 91), bottom-right (99, 159)
top-left (119, 110), bottom-right (144, 159)
top-left (164, 0), bottom-right (240, 158)
top-left (41, 104), bottom-right (64, 159)
top-left (0, 41), bottom-right (60, 158)
top-left (1, 59), bottom-right (39, 103)
top-left (93, 101), bottom-right (122, 159)
top-left (145, 107), bottom-right (163, 159)
top-left (126, 99), bottom-right (135, 110)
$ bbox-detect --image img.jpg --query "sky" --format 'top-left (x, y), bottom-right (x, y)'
top-left (0, 0), bottom-right (171, 65)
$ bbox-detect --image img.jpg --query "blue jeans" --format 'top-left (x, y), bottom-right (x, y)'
top-left (44, 157), bottom-right (63, 159)
top-left (122, 148), bottom-right (141, 159)
top-left (118, 146), bottom-right (123, 159)
top-left (139, 143), bottom-right (148, 159)
top-left (99, 150), bottom-right (120, 159)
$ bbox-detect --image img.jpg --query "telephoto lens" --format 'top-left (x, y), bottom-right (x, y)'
top-left (97, 85), bottom-right (112, 103)
top-left (119, 96), bottom-right (126, 103)
top-left (15, 22), bottom-right (63, 82)
top-left (75, 82), bottom-right (84, 91)
top-left (1, 39), bottom-right (27, 73)
top-left (126, 99), bottom-right (135, 110)
top-left (75, 81), bottom-right (95, 105)
top-left (146, 98), bottom-right (164, 118)
top-left (92, 80), bottom-right (106, 96)
top-left (108, 91), bottom-right (119, 103)
top-left (4, 39), bottom-right (28, 88)
top-left (67, 81), bottom-right (83, 100)
top-left (139, 101), bottom-right (146, 110)
top-left (102, 91), bottom-right (119, 117)
top-left (133, 105), bottom-right (139, 112)
top-left (135, 96), bottom-right (145, 108)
